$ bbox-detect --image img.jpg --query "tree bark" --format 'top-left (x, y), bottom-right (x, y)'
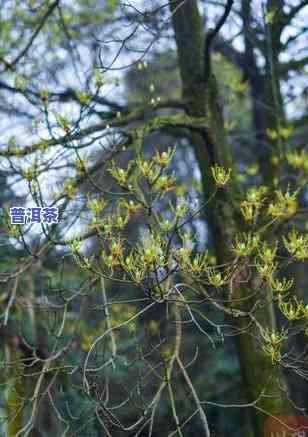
top-left (241, 0), bottom-right (272, 183)
top-left (6, 341), bottom-right (24, 437)
top-left (169, 0), bottom-right (293, 435)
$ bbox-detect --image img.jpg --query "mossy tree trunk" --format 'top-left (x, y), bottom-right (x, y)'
top-left (6, 340), bottom-right (24, 437)
top-left (169, 0), bottom-right (293, 435)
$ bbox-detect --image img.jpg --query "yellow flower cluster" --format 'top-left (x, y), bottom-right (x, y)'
top-left (87, 197), bottom-right (107, 215)
top-left (101, 238), bottom-right (124, 268)
top-left (286, 149), bottom-right (308, 171)
top-left (122, 253), bottom-right (145, 283)
top-left (206, 267), bottom-right (231, 288)
top-left (279, 297), bottom-right (308, 321)
top-left (240, 186), bottom-right (268, 222)
top-left (76, 91), bottom-right (90, 105)
top-left (64, 178), bottom-right (76, 199)
top-left (283, 229), bottom-right (308, 261)
top-left (39, 89), bottom-right (49, 104)
top-left (153, 175), bottom-right (175, 192)
top-left (256, 261), bottom-right (277, 280)
top-left (231, 232), bottom-right (260, 257)
top-left (23, 167), bottom-right (35, 181)
top-left (262, 327), bottom-right (288, 365)
top-left (176, 252), bottom-right (209, 278)
top-left (140, 234), bottom-right (166, 268)
top-left (266, 125), bottom-right (294, 141)
top-left (108, 148), bottom-right (176, 193)
top-left (211, 164), bottom-right (231, 187)
top-left (118, 199), bottom-right (141, 215)
top-left (108, 161), bottom-right (132, 188)
top-left (258, 241), bottom-right (278, 263)
top-left (268, 189), bottom-right (298, 218)
top-left (271, 277), bottom-right (293, 293)
top-left (152, 147), bottom-right (175, 167)
top-left (255, 241), bottom-right (279, 280)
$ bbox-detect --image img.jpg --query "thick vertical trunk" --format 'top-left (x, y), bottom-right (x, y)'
top-left (6, 342), bottom-right (24, 437)
top-left (169, 0), bottom-right (293, 435)
top-left (232, 294), bottom-right (291, 436)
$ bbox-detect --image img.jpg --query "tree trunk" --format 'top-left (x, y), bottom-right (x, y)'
top-left (241, 0), bottom-right (272, 183)
top-left (169, 1), bottom-right (293, 435)
top-left (6, 341), bottom-right (24, 437)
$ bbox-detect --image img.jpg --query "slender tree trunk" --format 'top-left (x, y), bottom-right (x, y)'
top-left (265, 0), bottom-right (285, 131)
top-left (169, 1), bottom-right (293, 435)
top-left (242, 0), bottom-right (285, 185)
top-left (242, 0), bottom-right (272, 183)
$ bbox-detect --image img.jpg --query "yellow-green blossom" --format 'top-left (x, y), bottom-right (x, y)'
top-left (283, 229), bottom-right (308, 261)
top-left (271, 277), bottom-right (294, 293)
top-left (211, 164), bottom-right (231, 187)
top-left (262, 327), bottom-right (288, 365)
top-left (206, 267), bottom-right (230, 287)
top-left (279, 297), bottom-right (304, 321)
top-left (268, 189), bottom-right (298, 218)
top-left (256, 261), bottom-right (277, 280)
top-left (152, 146), bottom-right (175, 168)
top-left (153, 175), bottom-right (176, 192)
top-left (87, 197), bottom-right (107, 215)
top-left (63, 178), bottom-right (76, 199)
top-left (108, 161), bottom-right (131, 187)
top-left (231, 233), bottom-right (260, 257)
top-left (286, 150), bottom-right (307, 169)
top-left (258, 241), bottom-right (278, 264)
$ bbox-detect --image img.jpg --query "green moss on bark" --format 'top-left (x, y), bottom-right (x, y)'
top-left (169, 1), bottom-right (293, 435)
